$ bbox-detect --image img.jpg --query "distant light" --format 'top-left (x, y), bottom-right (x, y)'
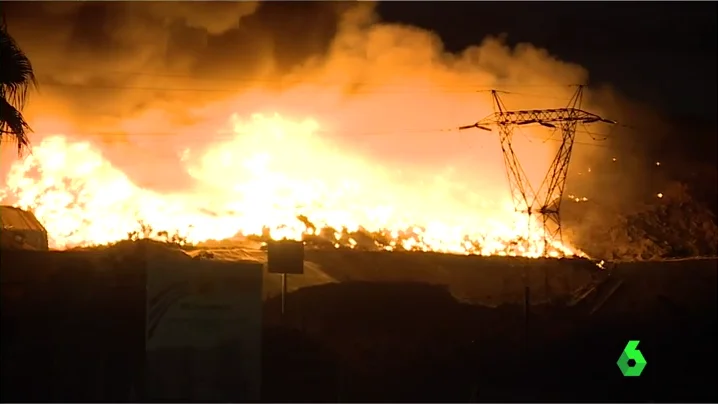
top-left (657, 193), bottom-right (663, 198)
top-left (612, 157), bottom-right (617, 162)
top-left (581, 197), bottom-right (588, 202)
top-left (588, 167), bottom-right (592, 172)
top-left (656, 161), bottom-right (661, 166)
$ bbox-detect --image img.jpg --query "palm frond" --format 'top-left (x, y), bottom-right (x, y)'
top-left (0, 19), bottom-right (37, 111)
top-left (0, 12), bottom-right (35, 156)
top-left (0, 96), bottom-right (31, 156)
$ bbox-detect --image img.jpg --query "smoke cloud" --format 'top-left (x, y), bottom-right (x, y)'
top-left (2, 1), bottom-right (588, 181)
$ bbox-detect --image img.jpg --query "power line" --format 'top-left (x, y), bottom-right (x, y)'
top-left (38, 82), bottom-right (251, 94)
top-left (25, 127), bottom-right (617, 149)
top-left (36, 80), bottom-right (584, 96)
top-left (32, 66), bottom-right (581, 96)
top-left (23, 71), bottom-right (636, 151)
top-left (31, 63), bottom-right (581, 89)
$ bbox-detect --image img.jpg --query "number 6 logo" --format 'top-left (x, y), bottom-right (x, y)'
top-left (617, 340), bottom-right (647, 377)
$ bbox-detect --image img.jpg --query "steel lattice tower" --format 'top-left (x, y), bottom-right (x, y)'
top-left (459, 86), bottom-right (615, 253)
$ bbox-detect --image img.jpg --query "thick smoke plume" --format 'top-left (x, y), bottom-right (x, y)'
top-left (1, 2), bottom-right (586, 181)
top-left (1, 1), bottom-right (714, 257)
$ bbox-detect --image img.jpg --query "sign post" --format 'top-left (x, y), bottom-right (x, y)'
top-left (266, 240), bottom-right (305, 317)
top-left (281, 273), bottom-right (287, 315)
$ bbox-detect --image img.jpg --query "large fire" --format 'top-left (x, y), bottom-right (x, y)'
top-left (0, 3), bottom-right (598, 258)
top-left (0, 112), bottom-right (579, 258)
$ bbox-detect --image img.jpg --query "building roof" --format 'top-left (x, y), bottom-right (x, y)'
top-left (0, 206), bottom-right (47, 233)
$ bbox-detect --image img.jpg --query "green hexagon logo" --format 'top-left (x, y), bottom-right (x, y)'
top-left (617, 340), bottom-right (647, 377)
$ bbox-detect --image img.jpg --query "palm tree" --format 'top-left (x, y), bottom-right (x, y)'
top-left (0, 14), bottom-right (36, 156)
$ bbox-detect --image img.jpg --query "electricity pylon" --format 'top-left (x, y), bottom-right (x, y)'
top-left (459, 86), bottom-right (615, 253)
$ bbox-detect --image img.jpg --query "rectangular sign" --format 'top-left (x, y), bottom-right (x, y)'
top-left (267, 240), bottom-right (305, 274)
top-left (145, 256), bottom-right (263, 402)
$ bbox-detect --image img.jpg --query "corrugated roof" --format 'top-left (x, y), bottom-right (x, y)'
top-left (0, 206), bottom-right (47, 233)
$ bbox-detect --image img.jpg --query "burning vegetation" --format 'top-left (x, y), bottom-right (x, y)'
top-left (0, 122), bottom-right (579, 258)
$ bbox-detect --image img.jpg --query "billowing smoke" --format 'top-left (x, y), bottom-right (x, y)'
top-left (1, 1), bottom-right (587, 180)
top-left (1, 1), bottom-right (714, 257)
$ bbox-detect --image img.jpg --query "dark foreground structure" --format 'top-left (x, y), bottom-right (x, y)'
top-left (1, 242), bottom-right (716, 402)
top-left (0, 206), bottom-right (49, 250)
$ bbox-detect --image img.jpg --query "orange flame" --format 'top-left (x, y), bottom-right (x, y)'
top-left (1, 113), bottom-right (580, 258)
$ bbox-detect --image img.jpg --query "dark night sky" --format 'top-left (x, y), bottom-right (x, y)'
top-left (378, 2), bottom-right (717, 122)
